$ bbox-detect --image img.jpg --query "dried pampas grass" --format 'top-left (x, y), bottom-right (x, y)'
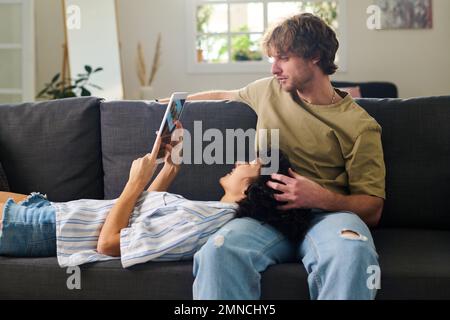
top-left (136, 33), bottom-right (162, 87)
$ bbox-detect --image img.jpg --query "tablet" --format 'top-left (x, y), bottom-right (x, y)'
top-left (155, 92), bottom-right (188, 162)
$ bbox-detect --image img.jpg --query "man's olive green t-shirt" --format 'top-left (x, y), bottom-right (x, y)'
top-left (232, 77), bottom-right (386, 199)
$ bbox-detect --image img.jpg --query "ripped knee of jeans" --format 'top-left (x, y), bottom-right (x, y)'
top-left (340, 229), bottom-right (368, 242)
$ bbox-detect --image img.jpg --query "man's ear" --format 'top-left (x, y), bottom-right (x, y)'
top-left (311, 52), bottom-right (321, 65)
top-left (312, 56), bottom-right (320, 65)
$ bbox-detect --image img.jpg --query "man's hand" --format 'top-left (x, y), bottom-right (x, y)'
top-left (267, 168), bottom-right (328, 210)
top-left (266, 168), bottom-right (384, 227)
top-left (127, 135), bottom-right (162, 190)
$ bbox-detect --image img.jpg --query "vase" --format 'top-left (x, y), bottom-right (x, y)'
top-left (140, 86), bottom-right (156, 101)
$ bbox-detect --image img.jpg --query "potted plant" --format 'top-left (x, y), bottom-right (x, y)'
top-left (37, 65), bottom-right (103, 100)
top-left (196, 5), bottom-right (213, 62)
top-left (229, 26), bottom-right (263, 62)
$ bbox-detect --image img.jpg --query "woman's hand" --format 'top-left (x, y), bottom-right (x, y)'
top-left (163, 121), bottom-right (184, 170)
top-left (127, 135), bottom-right (162, 190)
top-left (145, 122), bottom-right (183, 193)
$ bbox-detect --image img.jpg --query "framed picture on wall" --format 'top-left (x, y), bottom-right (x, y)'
top-left (375, 0), bottom-right (433, 29)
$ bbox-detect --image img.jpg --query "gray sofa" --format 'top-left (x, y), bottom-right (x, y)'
top-left (0, 96), bottom-right (450, 300)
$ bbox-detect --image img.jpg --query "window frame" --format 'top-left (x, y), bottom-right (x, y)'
top-left (0, 0), bottom-right (35, 103)
top-left (186, 0), bottom-right (347, 74)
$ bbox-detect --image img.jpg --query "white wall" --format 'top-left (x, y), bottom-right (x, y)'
top-left (35, 0), bottom-right (450, 99)
top-left (115, 0), bottom-right (270, 100)
top-left (332, 0), bottom-right (450, 98)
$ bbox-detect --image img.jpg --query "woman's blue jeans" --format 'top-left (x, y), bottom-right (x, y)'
top-left (193, 211), bottom-right (379, 300)
top-left (0, 193), bottom-right (56, 257)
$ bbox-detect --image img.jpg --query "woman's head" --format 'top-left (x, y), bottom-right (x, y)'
top-left (219, 159), bottom-right (262, 201)
top-left (235, 151), bottom-right (313, 242)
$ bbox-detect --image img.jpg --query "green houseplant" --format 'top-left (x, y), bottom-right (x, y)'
top-left (37, 65), bottom-right (103, 100)
top-left (232, 33), bottom-right (263, 61)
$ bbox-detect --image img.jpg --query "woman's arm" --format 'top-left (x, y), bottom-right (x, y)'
top-left (147, 164), bottom-right (180, 192)
top-left (97, 137), bottom-right (161, 257)
top-left (97, 183), bottom-right (144, 256)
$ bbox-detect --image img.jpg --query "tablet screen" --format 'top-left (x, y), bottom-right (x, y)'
top-left (156, 92), bottom-right (188, 160)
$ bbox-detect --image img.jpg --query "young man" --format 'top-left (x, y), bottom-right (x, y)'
top-left (176, 13), bottom-right (385, 300)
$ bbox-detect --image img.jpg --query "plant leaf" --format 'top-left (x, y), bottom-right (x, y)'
top-left (88, 83), bottom-right (103, 90)
top-left (37, 84), bottom-right (52, 97)
top-left (85, 65), bottom-right (92, 74)
top-left (80, 87), bottom-right (91, 96)
top-left (64, 91), bottom-right (77, 98)
top-left (93, 67), bottom-right (103, 73)
top-left (75, 78), bottom-right (88, 84)
top-left (51, 73), bottom-right (61, 84)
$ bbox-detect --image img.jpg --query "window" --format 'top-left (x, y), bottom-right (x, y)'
top-left (0, 0), bottom-right (35, 103)
top-left (186, 0), bottom-right (347, 73)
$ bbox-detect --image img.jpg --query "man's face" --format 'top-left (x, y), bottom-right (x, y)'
top-left (270, 51), bottom-right (315, 93)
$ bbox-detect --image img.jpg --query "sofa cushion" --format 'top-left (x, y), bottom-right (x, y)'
top-left (332, 81), bottom-right (398, 98)
top-left (0, 163), bottom-right (9, 192)
top-left (373, 228), bottom-right (450, 300)
top-left (357, 96), bottom-right (450, 229)
top-left (0, 257), bottom-right (309, 299)
top-left (0, 257), bottom-right (195, 299)
top-left (2, 229), bottom-right (449, 300)
top-left (0, 97), bottom-right (104, 201)
top-left (100, 100), bottom-right (257, 200)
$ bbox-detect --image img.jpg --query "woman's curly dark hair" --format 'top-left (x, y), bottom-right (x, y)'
top-left (235, 151), bottom-right (314, 242)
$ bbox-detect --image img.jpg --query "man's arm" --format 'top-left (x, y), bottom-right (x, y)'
top-left (268, 169), bottom-right (384, 227)
top-left (317, 192), bottom-right (384, 227)
top-left (158, 90), bottom-right (237, 103)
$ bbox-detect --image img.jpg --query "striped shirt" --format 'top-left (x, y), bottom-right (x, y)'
top-left (52, 191), bottom-right (237, 268)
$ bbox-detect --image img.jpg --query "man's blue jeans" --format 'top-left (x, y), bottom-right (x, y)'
top-left (193, 211), bottom-right (379, 300)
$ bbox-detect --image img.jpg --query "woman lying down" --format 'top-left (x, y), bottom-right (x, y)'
top-left (0, 124), bottom-right (313, 268)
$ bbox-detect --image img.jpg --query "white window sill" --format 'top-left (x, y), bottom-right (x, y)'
top-left (187, 60), bottom-right (272, 74)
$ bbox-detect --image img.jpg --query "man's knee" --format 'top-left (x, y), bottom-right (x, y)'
top-left (329, 229), bottom-right (378, 266)
top-left (196, 229), bottom-right (240, 263)
top-left (194, 219), bottom-right (264, 270)
top-left (194, 230), bottom-right (237, 279)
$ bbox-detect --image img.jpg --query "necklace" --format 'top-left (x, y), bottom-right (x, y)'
top-left (330, 89), bottom-right (336, 104)
top-left (296, 88), bottom-right (337, 105)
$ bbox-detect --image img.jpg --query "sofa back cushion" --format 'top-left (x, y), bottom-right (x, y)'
top-left (357, 96), bottom-right (450, 230)
top-left (100, 100), bottom-right (257, 200)
top-left (0, 97), bottom-right (104, 201)
top-left (102, 97), bottom-right (450, 229)
top-left (0, 163), bottom-right (9, 192)
top-left (332, 81), bottom-right (398, 98)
